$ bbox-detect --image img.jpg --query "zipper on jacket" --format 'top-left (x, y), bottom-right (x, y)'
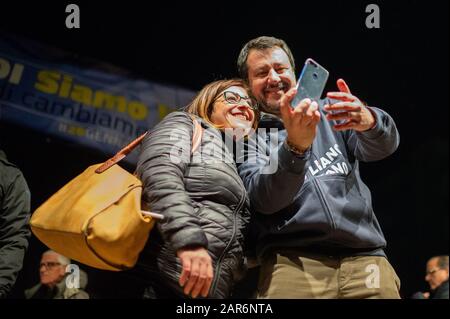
top-left (209, 184), bottom-right (246, 295)
top-left (307, 153), bottom-right (337, 230)
top-left (311, 178), bottom-right (337, 230)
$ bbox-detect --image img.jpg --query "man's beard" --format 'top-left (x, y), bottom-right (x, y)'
top-left (258, 81), bottom-right (291, 116)
top-left (258, 99), bottom-right (281, 116)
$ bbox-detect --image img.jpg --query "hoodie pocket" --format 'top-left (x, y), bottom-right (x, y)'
top-left (316, 174), bottom-right (370, 225)
top-left (276, 170), bottom-right (382, 248)
top-left (313, 174), bottom-right (383, 247)
top-left (275, 180), bottom-right (335, 235)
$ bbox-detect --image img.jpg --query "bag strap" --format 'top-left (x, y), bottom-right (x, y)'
top-left (191, 116), bottom-right (203, 154)
top-left (95, 115), bottom-right (203, 174)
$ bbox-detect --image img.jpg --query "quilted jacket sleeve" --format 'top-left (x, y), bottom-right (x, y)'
top-left (136, 112), bottom-right (207, 252)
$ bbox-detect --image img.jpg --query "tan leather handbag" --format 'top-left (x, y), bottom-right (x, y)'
top-left (30, 117), bottom-right (203, 271)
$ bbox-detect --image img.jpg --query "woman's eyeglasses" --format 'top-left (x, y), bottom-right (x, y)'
top-left (217, 91), bottom-right (258, 110)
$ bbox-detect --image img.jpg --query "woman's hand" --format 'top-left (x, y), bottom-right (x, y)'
top-left (177, 246), bottom-right (214, 298)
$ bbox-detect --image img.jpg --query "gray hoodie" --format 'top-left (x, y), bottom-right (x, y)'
top-left (238, 99), bottom-right (400, 260)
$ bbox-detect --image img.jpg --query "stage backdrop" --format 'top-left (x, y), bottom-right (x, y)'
top-left (0, 33), bottom-right (196, 164)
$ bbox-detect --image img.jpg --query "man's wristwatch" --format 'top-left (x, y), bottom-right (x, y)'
top-left (285, 139), bottom-right (309, 156)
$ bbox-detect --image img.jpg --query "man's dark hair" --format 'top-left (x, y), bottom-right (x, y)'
top-left (237, 36), bottom-right (296, 81)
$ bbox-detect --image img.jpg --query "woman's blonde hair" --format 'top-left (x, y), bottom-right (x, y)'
top-left (185, 78), bottom-right (259, 130)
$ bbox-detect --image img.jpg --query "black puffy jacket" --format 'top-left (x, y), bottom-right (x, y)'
top-left (0, 150), bottom-right (31, 298)
top-left (136, 112), bottom-right (250, 298)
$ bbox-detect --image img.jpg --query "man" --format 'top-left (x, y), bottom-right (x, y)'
top-left (425, 256), bottom-right (449, 299)
top-left (0, 149), bottom-right (31, 298)
top-left (236, 36), bottom-right (401, 298)
top-left (414, 256), bottom-right (449, 299)
top-left (25, 250), bottom-right (89, 299)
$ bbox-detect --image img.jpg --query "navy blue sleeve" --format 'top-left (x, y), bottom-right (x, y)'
top-left (347, 106), bottom-right (400, 162)
top-left (237, 130), bottom-right (309, 215)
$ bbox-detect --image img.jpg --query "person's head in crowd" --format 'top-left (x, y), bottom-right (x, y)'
top-left (185, 78), bottom-right (258, 137)
top-left (237, 36), bottom-right (296, 115)
top-left (425, 255), bottom-right (449, 291)
top-left (39, 250), bottom-right (70, 288)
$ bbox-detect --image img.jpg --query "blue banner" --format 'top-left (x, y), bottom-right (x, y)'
top-left (0, 34), bottom-right (196, 164)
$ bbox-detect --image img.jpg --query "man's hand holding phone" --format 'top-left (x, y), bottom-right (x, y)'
top-left (280, 88), bottom-right (321, 153)
top-left (325, 79), bottom-right (376, 132)
top-left (281, 58), bottom-right (325, 153)
top-left (282, 59), bottom-right (376, 153)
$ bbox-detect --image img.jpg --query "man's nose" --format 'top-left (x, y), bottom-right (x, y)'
top-left (267, 69), bottom-right (281, 84)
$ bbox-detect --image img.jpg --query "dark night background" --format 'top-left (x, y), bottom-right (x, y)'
top-left (0, 0), bottom-right (448, 299)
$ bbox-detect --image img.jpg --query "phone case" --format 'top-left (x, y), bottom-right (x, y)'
top-left (291, 58), bottom-right (329, 107)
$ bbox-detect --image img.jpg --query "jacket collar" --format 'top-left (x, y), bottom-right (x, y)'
top-left (258, 112), bottom-right (285, 130)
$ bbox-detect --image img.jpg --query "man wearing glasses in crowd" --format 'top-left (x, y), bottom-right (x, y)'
top-left (413, 256), bottom-right (449, 299)
top-left (24, 250), bottom-right (89, 299)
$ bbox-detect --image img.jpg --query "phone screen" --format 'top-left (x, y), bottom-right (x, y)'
top-left (291, 58), bottom-right (329, 108)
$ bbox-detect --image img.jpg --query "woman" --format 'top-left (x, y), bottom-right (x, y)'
top-left (136, 79), bottom-right (257, 299)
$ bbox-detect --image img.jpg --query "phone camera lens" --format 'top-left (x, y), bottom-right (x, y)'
top-left (313, 73), bottom-right (318, 80)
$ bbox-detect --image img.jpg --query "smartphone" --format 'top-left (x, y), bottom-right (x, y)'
top-left (291, 58), bottom-right (329, 108)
